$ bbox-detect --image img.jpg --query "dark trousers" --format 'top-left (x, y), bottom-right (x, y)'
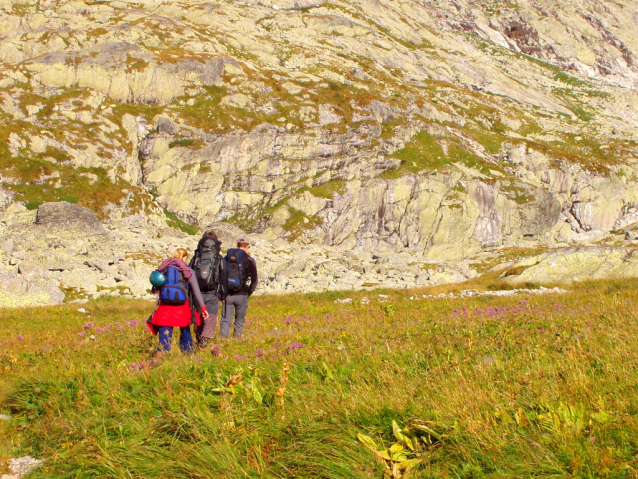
top-left (221, 294), bottom-right (248, 338)
top-left (158, 326), bottom-right (193, 353)
top-left (195, 293), bottom-right (220, 341)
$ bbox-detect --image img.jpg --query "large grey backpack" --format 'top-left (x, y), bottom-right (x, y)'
top-left (192, 236), bottom-right (222, 292)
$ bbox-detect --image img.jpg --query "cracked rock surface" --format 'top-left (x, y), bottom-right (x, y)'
top-left (1, 0), bottom-right (638, 304)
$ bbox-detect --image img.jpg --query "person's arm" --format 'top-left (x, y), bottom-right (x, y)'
top-left (187, 269), bottom-right (209, 318)
top-left (247, 257), bottom-right (258, 296)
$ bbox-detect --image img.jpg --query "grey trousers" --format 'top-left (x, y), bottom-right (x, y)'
top-left (221, 294), bottom-right (248, 338)
top-left (195, 292), bottom-right (220, 341)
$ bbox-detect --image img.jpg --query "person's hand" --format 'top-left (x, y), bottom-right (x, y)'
top-left (201, 310), bottom-right (210, 320)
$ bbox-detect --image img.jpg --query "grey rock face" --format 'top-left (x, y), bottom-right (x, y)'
top-left (202, 222), bottom-right (247, 248)
top-left (155, 117), bottom-right (180, 135)
top-left (0, 201), bottom-right (482, 306)
top-left (0, 188), bottom-right (15, 213)
top-left (36, 202), bottom-right (108, 237)
top-left (503, 247), bottom-right (638, 285)
top-left (0, 273), bottom-right (65, 307)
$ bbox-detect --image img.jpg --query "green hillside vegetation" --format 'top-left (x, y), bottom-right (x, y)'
top-left (2, 277), bottom-right (638, 477)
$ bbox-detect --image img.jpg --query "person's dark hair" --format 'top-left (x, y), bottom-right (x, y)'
top-left (237, 238), bottom-right (250, 248)
top-left (205, 229), bottom-right (218, 240)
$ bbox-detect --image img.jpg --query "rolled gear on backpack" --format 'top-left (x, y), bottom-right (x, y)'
top-left (149, 270), bottom-right (167, 287)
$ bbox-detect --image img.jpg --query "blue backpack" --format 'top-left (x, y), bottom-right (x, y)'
top-left (225, 248), bottom-right (246, 294)
top-left (159, 266), bottom-right (188, 306)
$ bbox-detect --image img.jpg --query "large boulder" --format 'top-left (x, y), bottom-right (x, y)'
top-left (36, 202), bottom-right (108, 237)
top-left (0, 273), bottom-right (65, 307)
top-left (503, 247), bottom-right (638, 285)
top-left (0, 188), bottom-right (15, 214)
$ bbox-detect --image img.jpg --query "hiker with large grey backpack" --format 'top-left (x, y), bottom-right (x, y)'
top-left (189, 229), bottom-right (228, 347)
top-left (221, 237), bottom-right (258, 338)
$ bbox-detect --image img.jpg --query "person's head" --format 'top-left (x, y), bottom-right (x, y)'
top-left (237, 238), bottom-right (250, 252)
top-left (172, 248), bottom-right (189, 261)
top-left (205, 229), bottom-right (218, 240)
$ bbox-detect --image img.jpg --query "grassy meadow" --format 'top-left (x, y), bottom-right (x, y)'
top-left (1, 278), bottom-right (638, 478)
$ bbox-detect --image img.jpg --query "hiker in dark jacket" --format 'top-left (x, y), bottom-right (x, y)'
top-left (220, 238), bottom-right (258, 338)
top-left (189, 229), bottom-right (228, 347)
top-left (149, 248), bottom-right (209, 353)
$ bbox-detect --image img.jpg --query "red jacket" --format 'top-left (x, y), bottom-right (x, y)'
top-left (149, 264), bottom-right (206, 328)
top-left (151, 301), bottom-right (194, 328)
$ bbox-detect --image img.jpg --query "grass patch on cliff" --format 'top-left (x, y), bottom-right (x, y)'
top-left (163, 209), bottom-right (199, 235)
top-left (379, 130), bottom-right (449, 178)
top-left (379, 129), bottom-right (494, 179)
top-left (520, 136), bottom-right (626, 175)
top-left (282, 206), bottom-right (323, 241)
top-left (297, 179), bottom-right (347, 199)
top-left (2, 278), bottom-right (638, 477)
top-left (3, 165), bottom-right (143, 219)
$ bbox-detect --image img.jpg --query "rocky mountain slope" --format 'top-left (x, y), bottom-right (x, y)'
top-left (1, 0), bottom-right (638, 304)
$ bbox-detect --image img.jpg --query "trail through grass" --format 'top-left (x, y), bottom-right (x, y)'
top-left (1, 279), bottom-right (638, 478)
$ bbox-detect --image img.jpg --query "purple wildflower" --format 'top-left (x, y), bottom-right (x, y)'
top-left (234, 355), bottom-right (245, 361)
top-left (246, 319), bottom-right (253, 326)
top-left (255, 348), bottom-right (265, 357)
top-left (211, 344), bottom-right (222, 357)
top-left (78, 332), bottom-right (86, 338)
top-left (83, 321), bottom-right (95, 330)
top-left (17, 335), bottom-right (24, 340)
top-left (287, 341), bottom-right (304, 352)
top-left (273, 341), bottom-right (281, 348)
top-left (129, 359), bottom-right (159, 371)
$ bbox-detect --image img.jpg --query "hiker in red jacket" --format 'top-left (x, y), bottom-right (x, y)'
top-left (149, 248), bottom-right (209, 353)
